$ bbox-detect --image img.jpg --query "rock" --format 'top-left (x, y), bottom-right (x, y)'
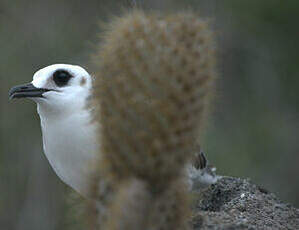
top-left (192, 176), bottom-right (299, 229)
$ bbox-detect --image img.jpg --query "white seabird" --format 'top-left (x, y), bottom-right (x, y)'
top-left (9, 64), bottom-right (98, 196)
top-left (9, 64), bottom-right (218, 197)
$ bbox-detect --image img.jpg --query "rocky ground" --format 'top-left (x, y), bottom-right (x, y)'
top-left (192, 176), bottom-right (299, 230)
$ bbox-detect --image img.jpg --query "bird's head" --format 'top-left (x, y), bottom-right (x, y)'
top-left (9, 64), bottom-right (93, 116)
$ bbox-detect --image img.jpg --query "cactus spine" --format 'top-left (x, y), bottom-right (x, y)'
top-left (89, 10), bottom-right (216, 230)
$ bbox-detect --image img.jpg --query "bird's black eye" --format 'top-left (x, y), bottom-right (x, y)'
top-left (53, 70), bottom-right (72, 87)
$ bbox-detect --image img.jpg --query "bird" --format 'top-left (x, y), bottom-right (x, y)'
top-left (9, 64), bottom-right (98, 196)
top-left (9, 63), bottom-right (217, 198)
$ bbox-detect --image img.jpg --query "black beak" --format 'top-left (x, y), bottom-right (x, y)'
top-left (9, 83), bottom-right (51, 100)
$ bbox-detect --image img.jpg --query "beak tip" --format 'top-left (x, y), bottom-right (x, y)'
top-left (8, 90), bottom-right (15, 100)
top-left (8, 86), bottom-right (18, 100)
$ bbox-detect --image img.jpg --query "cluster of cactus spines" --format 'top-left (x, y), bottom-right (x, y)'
top-left (146, 179), bottom-right (191, 230)
top-left (102, 178), bottom-right (191, 230)
top-left (90, 10), bottom-right (216, 230)
top-left (104, 178), bottom-right (151, 230)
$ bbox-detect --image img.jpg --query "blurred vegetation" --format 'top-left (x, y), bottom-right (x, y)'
top-left (0, 0), bottom-right (298, 229)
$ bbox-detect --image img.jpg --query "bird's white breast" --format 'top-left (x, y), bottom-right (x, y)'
top-left (38, 106), bottom-right (98, 196)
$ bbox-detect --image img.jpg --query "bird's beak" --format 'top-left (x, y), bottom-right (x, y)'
top-left (9, 83), bottom-right (51, 100)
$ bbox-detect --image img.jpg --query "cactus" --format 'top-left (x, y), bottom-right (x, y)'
top-left (89, 10), bottom-right (216, 230)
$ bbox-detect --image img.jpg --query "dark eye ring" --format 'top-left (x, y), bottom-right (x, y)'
top-left (53, 70), bottom-right (73, 87)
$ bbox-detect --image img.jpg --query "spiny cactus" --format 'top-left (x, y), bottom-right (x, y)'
top-left (93, 10), bottom-right (216, 187)
top-left (89, 10), bottom-right (216, 230)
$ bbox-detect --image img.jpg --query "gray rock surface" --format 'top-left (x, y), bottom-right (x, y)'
top-left (192, 176), bottom-right (299, 230)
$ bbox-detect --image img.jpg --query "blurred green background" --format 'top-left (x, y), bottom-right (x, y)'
top-left (1, 0), bottom-right (298, 229)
